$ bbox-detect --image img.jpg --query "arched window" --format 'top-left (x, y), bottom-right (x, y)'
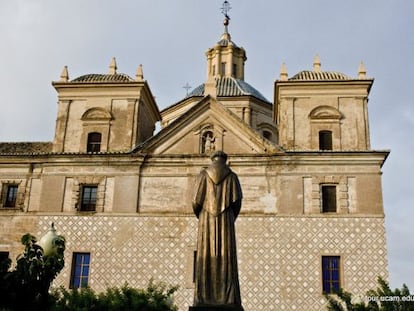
top-left (87, 132), bottom-right (102, 153)
top-left (319, 131), bottom-right (332, 150)
top-left (257, 122), bottom-right (277, 144)
top-left (263, 130), bottom-right (272, 141)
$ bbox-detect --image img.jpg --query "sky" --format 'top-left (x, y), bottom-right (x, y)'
top-left (0, 0), bottom-right (413, 291)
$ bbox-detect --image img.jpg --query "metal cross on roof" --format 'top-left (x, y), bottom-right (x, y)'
top-left (221, 0), bottom-right (231, 20)
top-left (183, 82), bottom-right (192, 96)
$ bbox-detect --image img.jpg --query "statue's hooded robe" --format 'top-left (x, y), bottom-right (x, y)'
top-left (193, 161), bottom-right (243, 307)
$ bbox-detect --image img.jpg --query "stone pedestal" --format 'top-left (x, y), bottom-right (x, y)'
top-left (189, 305), bottom-right (244, 311)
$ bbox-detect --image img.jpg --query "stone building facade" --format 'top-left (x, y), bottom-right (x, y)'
top-left (0, 18), bottom-right (388, 311)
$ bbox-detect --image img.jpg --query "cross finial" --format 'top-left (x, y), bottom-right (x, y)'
top-left (221, 1), bottom-right (231, 27)
top-left (183, 82), bottom-right (192, 96)
top-left (221, 1), bottom-right (231, 19)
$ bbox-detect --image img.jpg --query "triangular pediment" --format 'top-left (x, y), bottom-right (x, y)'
top-left (138, 96), bottom-right (281, 155)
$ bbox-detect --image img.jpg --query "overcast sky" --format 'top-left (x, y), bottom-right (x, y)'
top-left (0, 0), bottom-right (413, 291)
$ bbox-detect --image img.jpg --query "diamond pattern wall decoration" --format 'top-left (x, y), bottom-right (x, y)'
top-left (35, 214), bottom-right (387, 311)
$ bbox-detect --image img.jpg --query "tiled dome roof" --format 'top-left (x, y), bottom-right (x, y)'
top-left (289, 70), bottom-right (351, 81)
top-left (71, 73), bottom-right (134, 83)
top-left (216, 32), bottom-right (238, 47)
top-left (187, 77), bottom-right (269, 102)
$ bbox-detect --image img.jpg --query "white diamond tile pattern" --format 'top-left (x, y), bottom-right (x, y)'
top-left (38, 216), bottom-right (387, 311)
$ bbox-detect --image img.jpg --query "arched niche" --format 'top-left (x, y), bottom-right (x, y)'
top-left (81, 107), bottom-right (113, 121)
top-left (309, 105), bottom-right (343, 120)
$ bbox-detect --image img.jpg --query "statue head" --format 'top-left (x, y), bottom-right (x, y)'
top-left (211, 150), bottom-right (228, 163)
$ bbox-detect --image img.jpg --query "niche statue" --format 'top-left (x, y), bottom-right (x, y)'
top-left (191, 151), bottom-right (244, 310)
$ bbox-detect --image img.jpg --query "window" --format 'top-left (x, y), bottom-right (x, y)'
top-left (322, 185), bottom-right (337, 213)
top-left (193, 250), bottom-right (197, 283)
top-left (322, 256), bottom-right (341, 293)
top-left (233, 63), bottom-right (237, 76)
top-left (319, 131), bottom-right (333, 150)
top-left (220, 62), bottom-right (226, 75)
top-left (263, 130), bottom-right (272, 140)
top-left (2, 184), bottom-right (18, 208)
top-left (80, 185), bottom-right (97, 211)
top-left (87, 132), bottom-right (102, 153)
top-left (70, 252), bottom-right (90, 288)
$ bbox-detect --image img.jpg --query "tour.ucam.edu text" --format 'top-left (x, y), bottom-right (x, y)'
top-left (365, 295), bottom-right (414, 302)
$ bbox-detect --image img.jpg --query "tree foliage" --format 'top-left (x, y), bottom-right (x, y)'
top-left (50, 280), bottom-right (179, 311)
top-left (0, 232), bottom-right (178, 311)
top-left (0, 233), bottom-right (66, 310)
top-left (326, 277), bottom-right (414, 310)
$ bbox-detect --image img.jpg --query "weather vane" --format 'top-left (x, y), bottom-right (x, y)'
top-left (221, 1), bottom-right (231, 21)
top-left (183, 82), bottom-right (192, 96)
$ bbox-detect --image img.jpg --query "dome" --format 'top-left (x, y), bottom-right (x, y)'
top-left (187, 76), bottom-right (269, 102)
top-left (216, 32), bottom-right (238, 47)
top-left (289, 70), bottom-right (351, 81)
top-left (71, 73), bottom-right (134, 83)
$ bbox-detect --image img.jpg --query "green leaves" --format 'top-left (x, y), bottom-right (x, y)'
top-left (51, 280), bottom-right (179, 311)
top-left (0, 232), bottom-right (66, 310)
top-left (326, 277), bottom-right (414, 311)
top-left (0, 232), bottom-right (178, 311)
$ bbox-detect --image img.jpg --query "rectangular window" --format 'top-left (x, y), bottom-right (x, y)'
top-left (220, 62), bottom-right (226, 75)
top-left (87, 132), bottom-right (102, 153)
top-left (322, 185), bottom-right (337, 213)
top-left (80, 185), bottom-right (97, 211)
top-left (319, 131), bottom-right (333, 150)
top-left (322, 256), bottom-right (341, 293)
top-left (2, 184), bottom-right (18, 208)
top-left (70, 252), bottom-right (90, 288)
top-left (233, 63), bottom-right (237, 76)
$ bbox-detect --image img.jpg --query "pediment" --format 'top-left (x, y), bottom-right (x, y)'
top-left (139, 97), bottom-right (281, 155)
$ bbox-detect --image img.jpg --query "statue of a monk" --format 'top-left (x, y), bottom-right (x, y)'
top-left (192, 151), bottom-right (243, 309)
